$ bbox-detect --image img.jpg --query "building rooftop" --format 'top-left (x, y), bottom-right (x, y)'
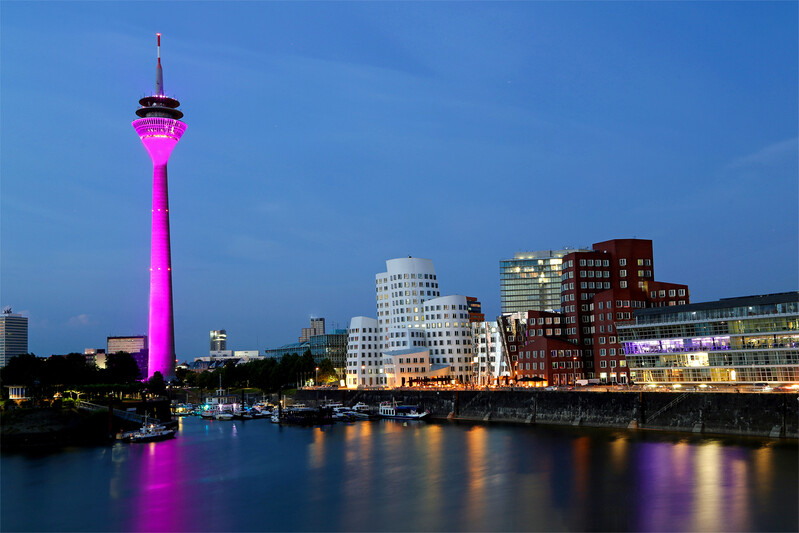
top-left (635, 292), bottom-right (798, 317)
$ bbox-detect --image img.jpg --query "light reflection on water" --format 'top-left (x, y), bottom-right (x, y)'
top-left (1, 418), bottom-right (796, 532)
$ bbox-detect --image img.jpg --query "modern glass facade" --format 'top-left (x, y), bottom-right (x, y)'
top-left (500, 249), bottom-right (589, 314)
top-left (618, 292), bottom-right (799, 384)
top-left (309, 330), bottom-right (347, 371)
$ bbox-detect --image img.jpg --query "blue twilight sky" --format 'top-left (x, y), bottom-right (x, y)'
top-left (1, 2), bottom-right (797, 360)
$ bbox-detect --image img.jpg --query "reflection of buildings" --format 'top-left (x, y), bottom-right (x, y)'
top-left (618, 292), bottom-right (799, 385)
top-left (107, 335), bottom-right (148, 379)
top-left (0, 309), bottom-right (28, 368)
top-left (500, 239), bottom-right (689, 385)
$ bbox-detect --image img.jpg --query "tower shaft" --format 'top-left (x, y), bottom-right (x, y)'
top-left (148, 162), bottom-right (175, 379)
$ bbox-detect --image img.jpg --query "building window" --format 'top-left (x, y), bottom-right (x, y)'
top-left (619, 259), bottom-right (627, 266)
top-left (619, 270), bottom-right (627, 277)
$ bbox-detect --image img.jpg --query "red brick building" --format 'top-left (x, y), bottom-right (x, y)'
top-left (500, 239), bottom-right (689, 385)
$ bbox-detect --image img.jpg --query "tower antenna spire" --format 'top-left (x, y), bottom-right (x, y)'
top-left (155, 33), bottom-right (164, 95)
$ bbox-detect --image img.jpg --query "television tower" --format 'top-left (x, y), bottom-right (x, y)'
top-left (132, 34), bottom-right (186, 380)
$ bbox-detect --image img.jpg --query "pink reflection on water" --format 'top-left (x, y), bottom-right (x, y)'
top-left (128, 435), bottom-right (189, 532)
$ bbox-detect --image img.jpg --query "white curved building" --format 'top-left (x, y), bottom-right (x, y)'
top-left (346, 316), bottom-right (379, 388)
top-left (347, 256), bottom-right (484, 388)
top-left (377, 257), bottom-right (440, 355)
top-left (423, 295), bottom-right (473, 383)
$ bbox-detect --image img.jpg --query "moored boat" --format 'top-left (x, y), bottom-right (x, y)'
top-left (124, 415), bottom-right (176, 443)
top-left (352, 402), bottom-right (370, 413)
top-left (378, 400), bottom-right (429, 420)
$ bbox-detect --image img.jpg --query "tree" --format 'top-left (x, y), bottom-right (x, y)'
top-left (317, 358), bottom-right (338, 383)
top-left (104, 352), bottom-right (141, 385)
top-left (175, 367), bottom-right (197, 387)
top-left (1, 353), bottom-right (44, 388)
top-left (147, 371), bottom-right (166, 397)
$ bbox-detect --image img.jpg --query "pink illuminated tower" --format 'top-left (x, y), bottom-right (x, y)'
top-left (133, 34), bottom-right (186, 380)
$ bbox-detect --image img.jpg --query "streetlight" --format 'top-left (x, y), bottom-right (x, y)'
top-left (315, 367), bottom-right (319, 387)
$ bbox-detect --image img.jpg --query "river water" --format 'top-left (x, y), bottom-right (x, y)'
top-left (2, 416), bottom-right (797, 532)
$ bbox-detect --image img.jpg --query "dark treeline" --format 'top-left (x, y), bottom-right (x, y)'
top-left (182, 350), bottom-right (337, 391)
top-left (1, 350), bottom-right (337, 401)
top-left (1, 352), bottom-right (157, 401)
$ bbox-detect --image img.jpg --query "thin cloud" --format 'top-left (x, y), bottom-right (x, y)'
top-left (67, 314), bottom-right (92, 327)
top-left (729, 138), bottom-right (798, 169)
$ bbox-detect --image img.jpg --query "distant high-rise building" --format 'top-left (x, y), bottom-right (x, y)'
top-left (210, 330), bottom-right (227, 352)
top-left (84, 348), bottom-right (106, 368)
top-left (299, 318), bottom-right (325, 342)
top-left (107, 335), bottom-right (148, 379)
top-left (0, 309), bottom-right (28, 368)
top-left (500, 249), bottom-right (590, 314)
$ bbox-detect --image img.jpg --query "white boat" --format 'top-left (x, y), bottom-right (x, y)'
top-left (378, 400), bottom-right (429, 420)
top-left (125, 415), bottom-right (176, 443)
top-left (215, 411), bottom-right (234, 421)
top-left (333, 407), bottom-right (370, 421)
top-left (352, 402), bottom-right (370, 413)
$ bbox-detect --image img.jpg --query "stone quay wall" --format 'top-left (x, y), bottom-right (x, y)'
top-left (294, 389), bottom-right (799, 439)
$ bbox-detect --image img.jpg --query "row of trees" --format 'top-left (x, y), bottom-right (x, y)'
top-left (1, 352), bottom-right (167, 401)
top-left (1, 350), bottom-right (339, 401)
top-left (177, 350), bottom-right (338, 392)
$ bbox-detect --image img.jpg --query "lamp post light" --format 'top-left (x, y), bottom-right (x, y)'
top-left (315, 367), bottom-right (319, 387)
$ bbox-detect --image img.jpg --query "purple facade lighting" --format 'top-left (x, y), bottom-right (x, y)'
top-left (132, 34), bottom-right (186, 380)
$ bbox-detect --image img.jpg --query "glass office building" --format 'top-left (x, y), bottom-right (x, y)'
top-left (500, 249), bottom-right (589, 314)
top-left (0, 311), bottom-right (28, 368)
top-left (309, 330), bottom-right (348, 370)
top-left (618, 292), bottom-right (799, 384)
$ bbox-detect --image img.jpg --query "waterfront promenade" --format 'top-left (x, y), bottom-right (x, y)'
top-left (295, 389), bottom-right (799, 439)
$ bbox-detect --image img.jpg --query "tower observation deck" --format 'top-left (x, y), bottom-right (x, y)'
top-left (133, 34), bottom-right (186, 380)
